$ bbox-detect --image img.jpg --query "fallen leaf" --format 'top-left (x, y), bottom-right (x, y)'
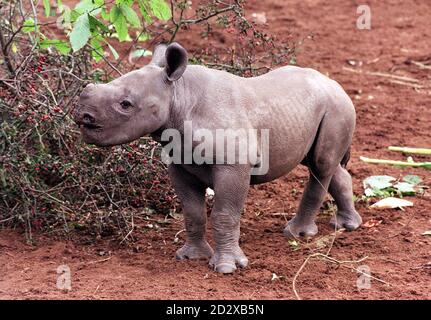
top-left (403, 175), bottom-right (422, 185)
top-left (288, 240), bottom-right (300, 251)
top-left (271, 273), bottom-right (281, 281)
top-left (363, 175), bottom-right (396, 191)
top-left (394, 182), bottom-right (416, 194)
top-left (363, 219), bottom-right (383, 228)
top-left (370, 197), bottom-right (413, 209)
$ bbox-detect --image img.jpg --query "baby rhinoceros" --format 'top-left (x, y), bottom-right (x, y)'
top-left (74, 42), bottom-right (362, 274)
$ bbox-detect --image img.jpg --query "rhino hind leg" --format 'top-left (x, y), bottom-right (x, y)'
top-left (283, 170), bottom-right (332, 239)
top-left (328, 165), bottom-right (362, 231)
top-left (284, 111), bottom-right (356, 239)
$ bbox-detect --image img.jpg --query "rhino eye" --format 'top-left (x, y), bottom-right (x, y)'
top-left (120, 100), bottom-right (133, 109)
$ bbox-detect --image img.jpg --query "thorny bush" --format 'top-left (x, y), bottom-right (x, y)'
top-left (0, 0), bottom-right (295, 242)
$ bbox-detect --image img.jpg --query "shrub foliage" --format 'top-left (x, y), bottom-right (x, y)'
top-left (0, 0), bottom-right (294, 242)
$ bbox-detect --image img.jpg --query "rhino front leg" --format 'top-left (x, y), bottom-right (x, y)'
top-left (209, 165), bottom-right (250, 274)
top-left (168, 165), bottom-right (213, 260)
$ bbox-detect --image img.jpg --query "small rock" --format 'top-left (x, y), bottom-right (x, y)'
top-left (346, 59), bottom-right (363, 67)
top-left (250, 12), bottom-right (267, 25)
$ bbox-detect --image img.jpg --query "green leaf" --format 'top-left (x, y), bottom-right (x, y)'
top-left (40, 39), bottom-right (71, 55)
top-left (75, 0), bottom-right (96, 14)
top-left (69, 14), bottom-right (91, 52)
top-left (88, 15), bottom-right (109, 33)
top-left (57, 0), bottom-right (64, 11)
top-left (107, 43), bottom-right (119, 60)
top-left (120, 4), bottom-right (141, 28)
top-left (101, 8), bottom-right (110, 21)
top-left (365, 187), bottom-right (393, 198)
top-left (115, 0), bottom-right (133, 5)
top-left (136, 31), bottom-right (150, 42)
top-left (110, 5), bottom-right (128, 41)
top-left (43, 0), bottom-right (51, 17)
top-left (402, 175), bottom-right (422, 185)
top-left (110, 4), bottom-right (121, 22)
top-left (138, 0), bottom-right (152, 23)
top-left (55, 42), bottom-right (71, 55)
top-left (22, 18), bottom-right (36, 33)
top-left (364, 188), bottom-right (375, 197)
top-left (62, 6), bottom-right (72, 29)
top-left (130, 49), bottom-right (152, 59)
top-left (149, 0), bottom-right (171, 21)
top-left (90, 38), bottom-right (104, 62)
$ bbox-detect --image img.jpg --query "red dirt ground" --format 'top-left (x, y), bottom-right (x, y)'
top-left (1, 0), bottom-right (430, 299)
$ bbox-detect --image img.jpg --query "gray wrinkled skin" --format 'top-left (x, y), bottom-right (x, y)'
top-left (74, 43), bottom-right (362, 274)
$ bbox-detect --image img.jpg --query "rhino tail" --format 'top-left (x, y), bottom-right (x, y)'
top-left (340, 146), bottom-right (351, 168)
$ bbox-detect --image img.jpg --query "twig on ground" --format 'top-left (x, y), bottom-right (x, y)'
top-left (388, 79), bottom-right (424, 89)
top-left (342, 67), bottom-right (420, 83)
top-left (120, 213), bottom-right (135, 244)
top-left (410, 60), bottom-right (431, 70)
top-left (83, 256), bottom-right (112, 265)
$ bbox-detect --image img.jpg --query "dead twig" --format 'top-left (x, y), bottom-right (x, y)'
top-left (0, 19), bottom-right (16, 75)
top-left (388, 79), bottom-right (425, 89)
top-left (342, 67), bottom-right (420, 83)
top-left (83, 256), bottom-right (112, 266)
top-left (410, 60), bottom-right (431, 70)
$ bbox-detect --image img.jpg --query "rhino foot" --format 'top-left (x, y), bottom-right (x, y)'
top-left (283, 217), bottom-right (318, 239)
top-left (209, 247), bottom-right (248, 274)
top-left (176, 241), bottom-right (214, 260)
top-left (330, 210), bottom-right (362, 231)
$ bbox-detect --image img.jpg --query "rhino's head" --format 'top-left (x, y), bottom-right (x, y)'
top-left (73, 42), bottom-right (187, 147)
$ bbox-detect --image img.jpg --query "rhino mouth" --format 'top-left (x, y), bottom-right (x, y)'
top-left (75, 119), bottom-right (102, 131)
top-left (81, 123), bottom-right (102, 130)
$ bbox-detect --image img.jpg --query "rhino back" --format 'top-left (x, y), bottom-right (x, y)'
top-left (175, 65), bottom-right (354, 181)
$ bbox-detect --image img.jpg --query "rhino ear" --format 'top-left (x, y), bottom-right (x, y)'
top-left (164, 42), bottom-right (188, 81)
top-left (150, 43), bottom-right (168, 67)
